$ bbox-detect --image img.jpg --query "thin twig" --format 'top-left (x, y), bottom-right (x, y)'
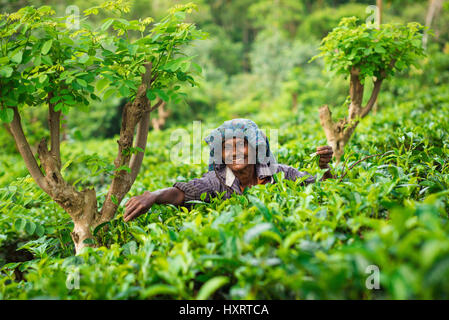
top-left (149, 99), bottom-right (164, 112)
top-left (338, 151), bottom-right (392, 182)
top-left (340, 151), bottom-right (355, 178)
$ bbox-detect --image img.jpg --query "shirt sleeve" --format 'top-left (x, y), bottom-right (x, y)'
top-left (173, 171), bottom-right (222, 204)
top-left (277, 164), bottom-right (316, 185)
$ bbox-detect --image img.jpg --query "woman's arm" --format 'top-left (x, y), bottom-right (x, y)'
top-left (123, 187), bottom-right (185, 222)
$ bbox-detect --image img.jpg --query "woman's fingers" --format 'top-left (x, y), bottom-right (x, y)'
top-left (124, 199), bottom-right (139, 218)
top-left (124, 205), bottom-right (145, 222)
top-left (123, 199), bottom-right (134, 213)
top-left (317, 145), bottom-right (332, 151)
top-left (124, 193), bottom-right (152, 222)
top-left (124, 209), bottom-right (137, 222)
top-left (317, 146), bottom-right (333, 155)
top-left (124, 210), bottom-right (137, 222)
top-left (125, 197), bottom-right (135, 208)
top-left (124, 204), bottom-right (141, 222)
top-left (125, 202), bottom-right (139, 218)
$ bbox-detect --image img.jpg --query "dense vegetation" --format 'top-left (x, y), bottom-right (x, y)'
top-left (1, 0), bottom-right (448, 299)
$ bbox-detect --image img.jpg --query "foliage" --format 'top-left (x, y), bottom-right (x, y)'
top-left (0, 2), bottom-right (206, 122)
top-left (312, 17), bottom-right (426, 82)
top-left (1, 78), bottom-right (449, 299)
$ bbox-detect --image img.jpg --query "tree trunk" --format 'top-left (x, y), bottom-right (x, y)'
top-left (292, 92), bottom-right (298, 112)
top-left (151, 101), bottom-right (168, 131)
top-left (7, 63), bottom-right (155, 255)
top-left (69, 188), bottom-right (98, 253)
top-left (376, 0), bottom-right (382, 25)
top-left (423, 0), bottom-right (444, 48)
top-left (319, 105), bottom-right (358, 163)
top-left (319, 67), bottom-right (386, 163)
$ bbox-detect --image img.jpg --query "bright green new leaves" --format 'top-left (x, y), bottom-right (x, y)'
top-left (41, 40), bottom-right (53, 55)
top-left (0, 6), bottom-right (100, 120)
top-left (311, 17), bottom-right (426, 81)
top-left (88, 2), bottom-right (206, 105)
top-left (0, 1), bottom-right (206, 124)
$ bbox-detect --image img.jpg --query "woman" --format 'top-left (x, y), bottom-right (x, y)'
top-left (123, 119), bottom-right (333, 222)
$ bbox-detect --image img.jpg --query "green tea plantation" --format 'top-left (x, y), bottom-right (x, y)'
top-left (0, 0), bottom-right (449, 300)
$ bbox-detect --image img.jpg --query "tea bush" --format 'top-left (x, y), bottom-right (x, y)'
top-left (1, 76), bottom-right (448, 299)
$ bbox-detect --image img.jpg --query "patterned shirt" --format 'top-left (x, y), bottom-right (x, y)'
top-left (173, 163), bottom-right (315, 205)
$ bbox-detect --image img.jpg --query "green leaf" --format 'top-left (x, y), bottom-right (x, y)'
top-left (0, 56), bottom-right (9, 64)
top-left (41, 40), bottom-right (53, 55)
top-left (39, 74), bottom-right (48, 83)
top-left (0, 66), bottom-right (13, 78)
top-left (128, 44), bottom-right (138, 56)
top-left (116, 165), bottom-right (131, 173)
top-left (79, 54), bottom-right (89, 64)
top-left (243, 222), bottom-right (273, 243)
top-left (61, 105), bottom-right (70, 115)
top-left (103, 87), bottom-right (117, 100)
top-left (0, 108), bottom-right (14, 123)
top-left (25, 221), bottom-right (36, 236)
top-left (146, 89), bottom-right (156, 100)
top-left (33, 55), bottom-right (41, 66)
top-left (50, 96), bottom-right (61, 104)
top-left (142, 285), bottom-right (178, 298)
top-left (111, 194), bottom-right (118, 205)
top-left (101, 18), bottom-right (114, 31)
top-left (11, 51), bottom-right (23, 64)
top-left (122, 241), bottom-right (137, 256)
top-left (35, 224), bottom-right (45, 237)
top-left (83, 238), bottom-right (96, 245)
top-left (153, 88), bottom-right (169, 102)
top-left (119, 85), bottom-right (130, 97)
top-left (93, 221), bottom-right (110, 236)
top-left (247, 195), bottom-right (272, 221)
top-left (14, 218), bottom-right (26, 231)
top-left (374, 45), bottom-right (386, 54)
top-left (191, 62), bottom-right (202, 74)
top-left (196, 276), bottom-right (229, 300)
top-left (41, 55), bottom-right (53, 65)
top-left (76, 78), bottom-right (88, 87)
top-left (174, 11), bottom-right (186, 20)
top-left (54, 103), bottom-right (64, 112)
top-left (96, 78), bottom-right (110, 92)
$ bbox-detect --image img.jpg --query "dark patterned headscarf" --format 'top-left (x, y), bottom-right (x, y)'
top-left (204, 118), bottom-right (277, 174)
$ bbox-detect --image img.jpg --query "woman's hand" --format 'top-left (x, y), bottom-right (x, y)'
top-left (123, 191), bottom-right (155, 222)
top-left (316, 145), bottom-right (333, 169)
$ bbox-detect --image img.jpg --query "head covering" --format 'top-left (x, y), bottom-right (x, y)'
top-left (204, 118), bottom-right (278, 174)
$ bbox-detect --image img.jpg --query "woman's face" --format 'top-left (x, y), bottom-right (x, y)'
top-left (222, 137), bottom-right (255, 172)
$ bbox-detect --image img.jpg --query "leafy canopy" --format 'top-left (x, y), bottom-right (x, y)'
top-left (311, 17), bottom-right (426, 81)
top-left (0, 1), bottom-right (207, 122)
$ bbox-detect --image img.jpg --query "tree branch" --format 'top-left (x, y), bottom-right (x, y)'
top-left (149, 98), bottom-right (163, 112)
top-left (98, 62), bottom-right (153, 224)
top-left (47, 92), bottom-right (62, 170)
top-left (348, 67), bottom-right (365, 120)
top-left (7, 107), bottom-right (49, 191)
top-left (360, 78), bottom-right (383, 118)
top-left (319, 105), bottom-right (336, 141)
top-left (128, 98), bottom-right (165, 185)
